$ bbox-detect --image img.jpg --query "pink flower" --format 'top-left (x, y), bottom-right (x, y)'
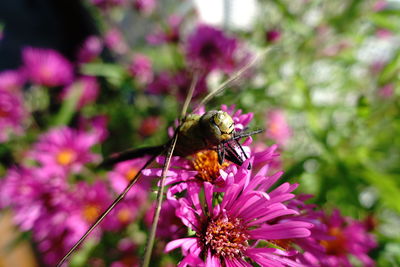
top-left (22, 47), bottom-right (74, 87)
top-left (90, 0), bottom-right (127, 9)
top-left (0, 89), bottom-right (26, 142)
top-left (165, 166), bottom-right (313, 266)
top-left (138, 115), bottom-right (162, 137)
top-left (29, 127), bottom-right (100, 175)
top-left (0, 70), bottom-right (26, 91)
top-left (105, 28), bottom-right (129, 55)
top-left (128, 54), bottom-right (153, 84)
top-left (147, 70), bottom-right (207, 101)
top-left (78, 114), bottom-right (109, 142)
top-left (266, 109), bottom-right (292, 147)
top-left (61, 76), bottom-right (100, 109)
top-left (144, 200), bottom-right (186, 240)
top-left (378, 84), bottom-right (394, 99)
top-left (77, 35), bottom-right (103, 63)
top-left (316, 210), bottom-right (377, 267)
top-left (108, 158), bottom-right (151, 201)
top-left (266, 29), bottom-right (281, 43)
top-left (147, 15), bottom-right (182, 45)
top-left (133, 0), bottom-right (156, 15)
top-left (185, 25), bottom-right (239, 73)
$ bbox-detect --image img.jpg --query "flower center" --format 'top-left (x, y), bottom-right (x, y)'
top-left (320, 227), bottom-right (347, 255)
top-left (117, 208), bottom-right (132, 224)
top-left (56, 149), bottom-right (76, 166)
top-left (204, 216), bottom-right (249, 259)
top-left (83, 204), bottom-right (101, 223)
top-left (191, 150), bottom-right (229, 183)
top-left (125, 167), bottom-right (139, 181)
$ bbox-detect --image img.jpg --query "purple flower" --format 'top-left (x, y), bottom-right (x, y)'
top-left (29, 127), bottom-right (100, 175)
top-left (22, 47), bottom-right (74, 87)
top-left (165, 168), bottom-right (313, 266)
top-left (78, 114), bottom-right (109, 142)
top-left (0, 70), bottom-right (26, 91)
top-left (185, 25), bottom-right (238, 73)
top-left (138, 115), bottom-right (162, 137)
top-left (266, 29), bottom-right (281, 43)
top-left (61, 76), bottom-right (100, 109)
top-left (144, 200), bottom-right (186, 240)
top-left (128, 54), bottom-right (153, 84)
top-left (147, 15), bottom-right (182, 45)
top-left (108, 158), bottom-right (151, 201)
top-left (77, 35), bottom-right (103, 63)
top-left (133, 0), bottom-right (156, 15)
top-left (90, 0), bottom-right (127, 9)
top-left (316, 210), bottom-right (377, 267)
top-left (0, 89), bottom-right (26, 142)
top-left (147, 70), bottom-right (207, 101)
top-left (105, 28), bottom-right (129, 55)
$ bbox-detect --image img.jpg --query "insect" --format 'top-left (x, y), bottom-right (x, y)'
top-left (57, 49), bottom-right (269, 267)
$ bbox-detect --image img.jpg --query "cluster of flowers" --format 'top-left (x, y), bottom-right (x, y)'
top-left (0, 6), bottom-right (377, 265)
top-left (139, 105), bottom-right (377, 266)
top-left (0, 124), bottom-right (153, 265)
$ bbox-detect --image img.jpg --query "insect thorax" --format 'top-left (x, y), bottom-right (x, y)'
top-left (175, 110), bottom-right (235, 156)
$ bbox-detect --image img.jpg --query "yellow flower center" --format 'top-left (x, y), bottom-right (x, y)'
top-left (320, 227), bottom-right (347, 255)
top-left (83, 204), bottom-right (101, 223)
top-left (117, 208), bottom-right (132, 224)
top-left (204, 216), bottom-right (249, 258)
top-left (125, 167), bottom-right (139, 181)
top-left (191, 150), bottom-right (229, 183)
top-left (56, 149), bottom-right (76, 166)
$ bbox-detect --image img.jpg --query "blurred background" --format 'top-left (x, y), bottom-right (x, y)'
top-left (0, 0), bottom-right (399, 266)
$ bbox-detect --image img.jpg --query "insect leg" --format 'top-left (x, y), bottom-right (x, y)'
top-left (234, 139), bottom-right (251, 170)
top-left (217, 144), bottom-right (225, 165)
top-left (56, 153), bottom-right (159, 267)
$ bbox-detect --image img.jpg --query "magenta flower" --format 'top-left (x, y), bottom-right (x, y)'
top-left (266, 29), bottom-right (282, 43)
top-left (105, 28), bottom-right (129, 55)
top-left (144, 200), bottom-right (186, 240)
top-left (138, 115), bottom-right (162, 137)
top-left (78, 114), bottom-right (109, 142)
top-left (61, 76), bottom-right (100, 109)
top-left (77, 35), bottom-right (103, 63)
top-left (133, 0), bottom-right (156, 15)
top-left (108, 158), bottom-right (151, 201)
top-left (266, 109), bottom-right (292, 147)
top-left (29, 127), bottom-right (100, 175)
top-left (0, 70), bottom-right (26, 91)
top-left (0, 89), bottom-right (26, 142)
top-left (378, 83), bottom-right (394, 99)
top-left (316, 209), bottom-right (377, 267)
top-left (128, 54), bottom-right (153, 84)
top-left (22, 47), bottom-right (74, 87)
top-left (185, 25), bottom-right (238, 73)
top-left (90, 0), bottom-right (127, 9)
top-left (147, 70), bottom-right (207, 100)
top-left (165, 170), bottom-right (313, 266)
top-left (147, 15), bottom-right (182, 45)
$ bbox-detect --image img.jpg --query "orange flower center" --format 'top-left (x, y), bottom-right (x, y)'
top-left (117, 208), bottom-right (132, 224)
top-left (320, 227), bottom-right (347, 255)
top-left (191, 150), bottom-right (229, 183)
top-left (125, 167), bottom-right (139, 181)
top-left (204, 216), bottom-right (249, 258)
top-left (83, 204), bottom-right (101, 223)
top-left (56, 149), bottom-right (76, 166)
